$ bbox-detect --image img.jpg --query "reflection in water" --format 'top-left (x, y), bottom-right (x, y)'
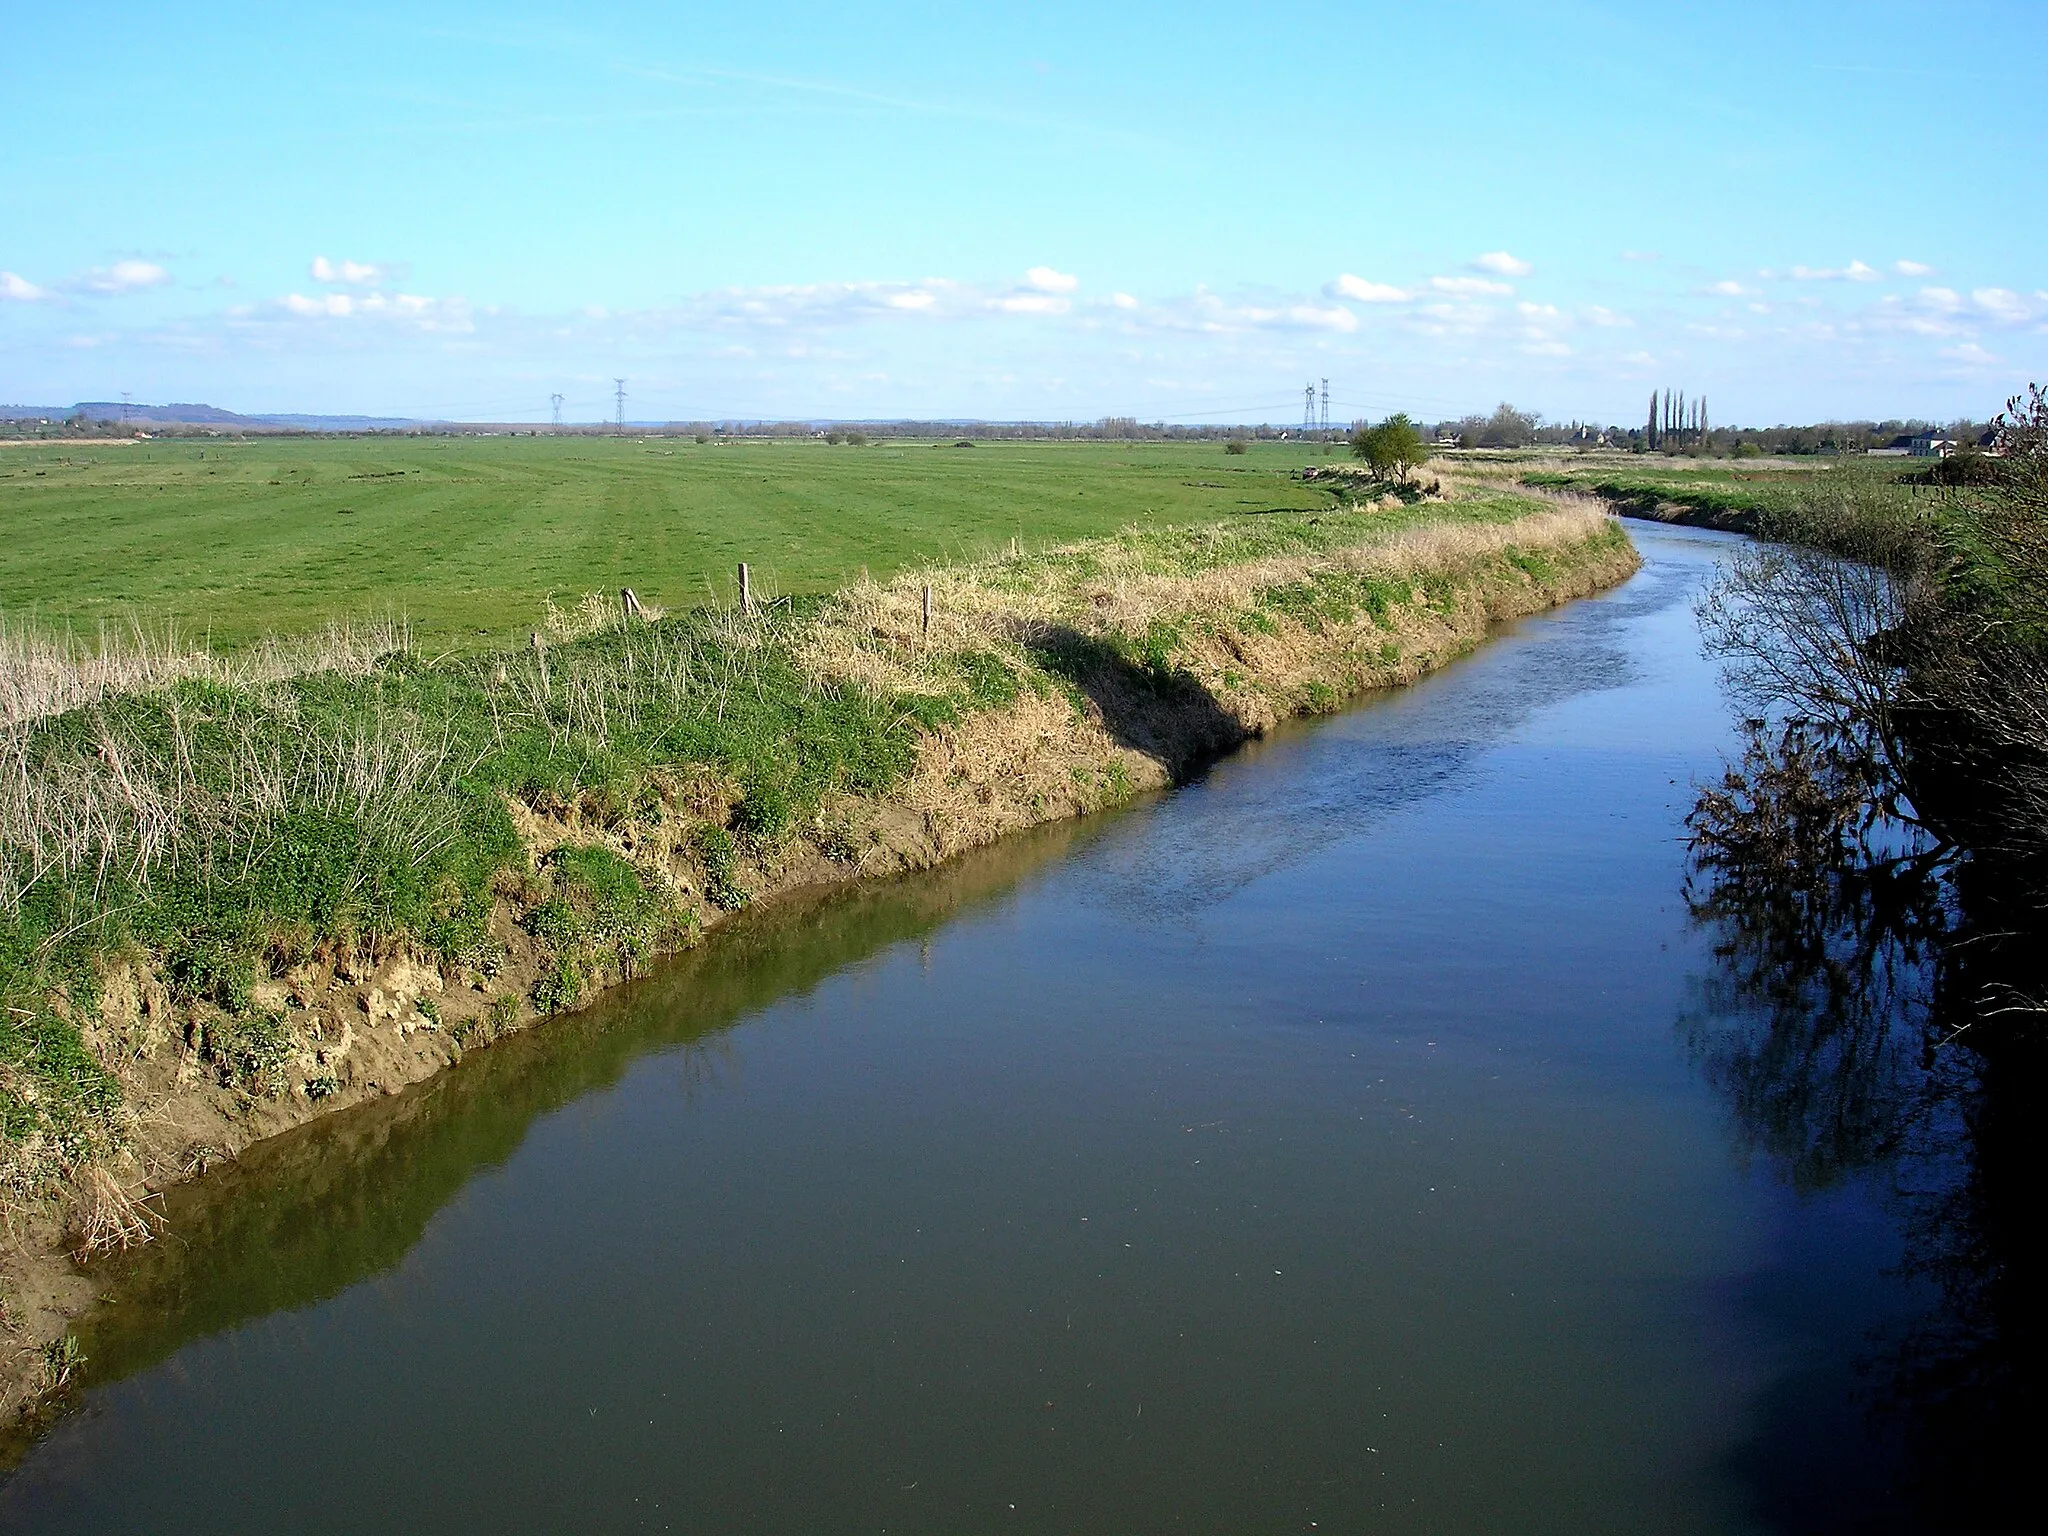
top-left (1682, 719), bottom-right (2045, 1527)
top-left (64, 816), bottom-right (1090, 1399)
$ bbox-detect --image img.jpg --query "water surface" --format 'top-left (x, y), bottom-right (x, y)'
top-left (2, 526), bottom-right (1948, 1532)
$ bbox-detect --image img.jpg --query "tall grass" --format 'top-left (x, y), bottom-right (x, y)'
top-left (0, 615), bottom-right (409, 728)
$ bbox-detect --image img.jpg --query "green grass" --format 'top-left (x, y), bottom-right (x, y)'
top-left (0, 437), bottom-right (1337, 650)
top-left (1516, 453), bottom-right (1927, 523)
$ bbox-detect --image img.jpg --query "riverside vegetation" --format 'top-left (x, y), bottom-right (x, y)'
top-left (0, 483), bottom-right (1636, 1419)
top-left (1483, 391), bottom-right (2048, 874)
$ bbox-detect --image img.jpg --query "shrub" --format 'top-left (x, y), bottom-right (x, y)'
top-left (1350, 414), bottom-right (1432, 484)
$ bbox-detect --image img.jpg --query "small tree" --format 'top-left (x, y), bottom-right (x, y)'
top-left (1350, 413), bottom-right (1432, 484)
top-left (1478, 402), bottom-right (1539, 448)
top-left (1224, 438), bottom-right (1247, 455)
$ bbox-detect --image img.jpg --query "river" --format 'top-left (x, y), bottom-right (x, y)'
top-left (0, 523), bottom-right (1996, 1532)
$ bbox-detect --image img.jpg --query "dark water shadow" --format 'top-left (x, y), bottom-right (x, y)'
top-left (1680, 728), bottom-right (2047, 1532)
top-left (46, 816), bottom-right (1096, 1419)
top-left (1019, 623), bottom-right (1247, 777)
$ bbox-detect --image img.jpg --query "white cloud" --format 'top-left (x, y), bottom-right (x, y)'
top-left (273, 290), bottom-right (470, 330)
top-left (1584, 305), bottom-right (1633, 328)
top-left (1471, 251), bottom-right (1532, 278)
top-left (1024, 265), bottom-right (1079, 294)
top-left (1788, 259), bottom-right (1880, 282)
top-left (885, 290), bottom-right (936, 310)
top-left (1126, 286), bottom-right (1364, 336)
top-left (1918, 286), bottom-right (1963, 313)
top-left (1110, 292), bottom-right (1139, 309)
top-left (285, 292), bottom-right (354, 317)
top-left (1517, 302), bottom-right (1559, 318)
top-left (1944, 342), bottom-right (2001, 366)
top-left (1430, 275), bottom-right (1512, 297)
top-left (1971, 287), bottom-right (2031, 323)
top-left (1, 270), bottom-right (49, 302)
top-left (1895, 260), bottom-right (1935, 277)
top-left (79, 259), bottom-right (171, 294)
top-left (1328, 273), bottom-right (1410, 303)
top-left (1285, 304), bottom-right (1357, 332)
top-left (995, 292), bottom-right (1070, 315)
top-left (311, 256), bottom-right (388, 286)
top-left (1620, 250), bottom-right (1661, 263)
top-left (1709, 279), bottom-right (1751, 296)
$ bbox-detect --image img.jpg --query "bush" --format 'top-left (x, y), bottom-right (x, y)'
top-left (1349, 414), bottom-right (1432, 484)
top-left (1224, 440), bottom-right (1247, 456)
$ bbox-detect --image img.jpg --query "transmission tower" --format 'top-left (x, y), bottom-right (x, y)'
top-left (1320, 379), bottom-right (1330, 433)
top-left (1303, 382), bottom-right (1316, 434)
top-left (614, 378), bottom-right (627, 435)
top-left (550, 393), bottom-right (564, 428)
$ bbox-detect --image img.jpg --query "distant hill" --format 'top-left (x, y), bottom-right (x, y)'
top-left (256, 412), bottom-right (431, 430)
top-left (0, 401), bottom-right (432, 430)
top-left (72, 401), bottom-right (257, 425)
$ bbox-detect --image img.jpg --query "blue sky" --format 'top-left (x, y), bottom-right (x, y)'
top-left (3, 1), bottom-right (2043, 425)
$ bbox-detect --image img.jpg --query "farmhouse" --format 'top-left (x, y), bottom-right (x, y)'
top-left (1868, 431), bottom-right (1957, 458)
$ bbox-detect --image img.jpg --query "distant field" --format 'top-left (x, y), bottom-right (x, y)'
top-left (1505, 450), bottom-right (1919, 522)
top-left (0, 436), bottom-right (1336, 648)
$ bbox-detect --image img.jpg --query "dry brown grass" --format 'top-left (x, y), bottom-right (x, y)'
top-left (67, 1165), bottom-right (158, 1259)
top-left (0, 704), bottom-right (473, 914)
top-left (800, 502), bottom-right (1615, 700)
top-left (0, 615), bottom-right (410, 729)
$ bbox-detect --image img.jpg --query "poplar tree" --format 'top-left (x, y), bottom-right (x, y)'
top-left (1648, 391), bottom-right (1659, 449)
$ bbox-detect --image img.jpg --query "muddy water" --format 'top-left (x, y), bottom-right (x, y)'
top-left (1, 526), bottom-right (1940, 1532)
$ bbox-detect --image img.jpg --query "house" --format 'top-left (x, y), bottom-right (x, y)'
top-left (1869, 432), bottom-right (1957, 458)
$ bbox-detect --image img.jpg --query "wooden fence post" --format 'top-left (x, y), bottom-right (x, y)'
top-left (738, 562), bottom-right (752, 613)
top-left (922, 583), bottom-right (932, 642)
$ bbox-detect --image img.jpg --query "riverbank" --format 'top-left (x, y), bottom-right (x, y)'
top-left (0, 491), bottom-right (1637, 1426)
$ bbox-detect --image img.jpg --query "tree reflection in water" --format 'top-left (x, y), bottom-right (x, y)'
top-left (1682, 718), bottom-right (2043, 1527)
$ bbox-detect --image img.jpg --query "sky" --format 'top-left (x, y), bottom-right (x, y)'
top-left (3, 0), bottom-right (2044, 426)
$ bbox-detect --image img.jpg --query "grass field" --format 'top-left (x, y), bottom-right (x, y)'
top-left (1499, 449), bottom-right (1927, 523)
top-left (0, 436), bottom-right (1337, 649)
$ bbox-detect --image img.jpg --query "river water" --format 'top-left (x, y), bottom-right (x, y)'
top-left (0, 525), bottom-right (1968, 1532)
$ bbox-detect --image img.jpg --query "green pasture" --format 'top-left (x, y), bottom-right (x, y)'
top-left (1512, 450), bottom-right (1923, 521)
top-left (0, 436), bottom-right (1335, 648)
